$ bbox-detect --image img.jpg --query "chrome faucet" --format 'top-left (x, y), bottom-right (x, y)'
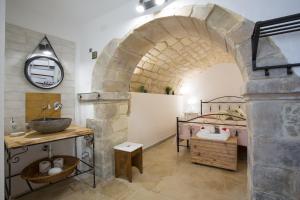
top-left (41, 102), bottom-right (63, 120)
top-left (42, 104), bottom-right (51, 120)
top-left (53, 102), bottom-right (63, 111)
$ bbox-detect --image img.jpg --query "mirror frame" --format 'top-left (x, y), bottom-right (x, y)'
top-left (24, 55), bottom-right (64, 89)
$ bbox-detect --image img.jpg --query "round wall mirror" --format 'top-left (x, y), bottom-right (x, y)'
top-left (24, 56), bottom-right (64, 89)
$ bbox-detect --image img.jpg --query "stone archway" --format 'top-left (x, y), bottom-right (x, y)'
top-left (87, 4), bottom-right (300, 200)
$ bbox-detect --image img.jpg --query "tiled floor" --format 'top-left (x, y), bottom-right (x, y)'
top-left (18, 137), bottom-right (248, 200)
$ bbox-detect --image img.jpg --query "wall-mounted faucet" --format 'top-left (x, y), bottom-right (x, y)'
top-left (42, 103), bottom-right (51, 120)
top-left (53, 101), bottom-right (63, 111)
top-left (41, 102), bottom-right (63, 120)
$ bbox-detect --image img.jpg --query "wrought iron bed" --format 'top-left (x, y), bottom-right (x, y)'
top-left (176, 96), bottom-right (247, 152)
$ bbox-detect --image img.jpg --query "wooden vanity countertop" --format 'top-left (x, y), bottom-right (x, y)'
top-left (5, 125), bottom-right (93, 149)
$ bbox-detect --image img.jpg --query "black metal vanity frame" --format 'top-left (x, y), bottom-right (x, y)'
top-left (5, 133), bottom-right (96, 200)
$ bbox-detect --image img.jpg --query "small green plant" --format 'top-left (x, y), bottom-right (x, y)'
top-left (165, 86), bottom-right (172, 95)
top-left (139, 85), bottom-right (145, 93)
top-left (139, 85), bottom-right (148, 93)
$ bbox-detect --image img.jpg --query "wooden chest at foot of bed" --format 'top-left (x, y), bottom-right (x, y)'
top-left (190, 136), bottom-right (237, 171)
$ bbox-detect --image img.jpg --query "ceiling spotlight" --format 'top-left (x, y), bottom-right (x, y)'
top-left (43, 50), bottom-right (52, 56)
top-left (154, 0), bottom-right (165, 6)
top-left (136, 1), bottom-right (145, 13)
top-left (136, 0), bottom-right (167, 13)
top-left (136, 4), bottom-right (145, 13)
top-left (39, 43), bottom-right (52, 56)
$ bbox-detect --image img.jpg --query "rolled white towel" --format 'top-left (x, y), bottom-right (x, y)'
top-left (53, 158), bottom-right (64, 168)
top-left (39, 161), bottom-right (51, 174)
top-left (48, 167), bottom-right (63, 176)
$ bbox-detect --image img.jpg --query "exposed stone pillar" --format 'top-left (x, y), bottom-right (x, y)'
top-left (246, 77), bottom-right (300, 199)
top-left (87, 95), bottom-right (129, 180)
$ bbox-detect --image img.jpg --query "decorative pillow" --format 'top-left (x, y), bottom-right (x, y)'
top-left (237, 108), bottom-right (246, 118)
top-left (227, 109), bottom-right (245, 120)
top-left (220, 126), bottom-right (231, 134)
top-left (218, 111), bottom-right (230, 121)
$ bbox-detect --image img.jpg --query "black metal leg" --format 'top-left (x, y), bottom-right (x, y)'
top-left (5, 179), bottom-right (9, 199)
top-left (74, 137), bottom-right (77, 158)
top-left (7, 148), bottom-right (12, 200)
top-left (4, 135), bottom-right (97, 199)
top-left (187, 140), bottom-right (190, 148)
top-left (26, 180), bottom-right (33, 192)
top-left (176, 117), bottom-right (179, 152)
top-left (92, 134), bottom-right (96, 188)
top-left (74, 137), bottom-right (78, 174)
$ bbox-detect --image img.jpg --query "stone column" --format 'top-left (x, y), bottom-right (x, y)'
top-left (87, 96), bottom-right (129, 180)
top-left (246, 77), bottom-right (300, 200)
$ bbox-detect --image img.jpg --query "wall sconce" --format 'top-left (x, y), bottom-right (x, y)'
top-left (136, 0), bottom-right (167, 13)
top-left (39, 43), bottom-right (52, 56)
top-left (89, 48), bottom-right (98, 60)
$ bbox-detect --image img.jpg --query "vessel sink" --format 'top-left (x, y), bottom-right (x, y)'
top-left (29, 118), bottom-right (72, 133)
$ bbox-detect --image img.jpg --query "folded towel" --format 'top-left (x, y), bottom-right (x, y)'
top-left (196, 131), bottom-right (230, 141)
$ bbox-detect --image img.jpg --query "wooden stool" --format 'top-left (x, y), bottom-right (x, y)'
top-left (114, 142), bottom-right (143, 182)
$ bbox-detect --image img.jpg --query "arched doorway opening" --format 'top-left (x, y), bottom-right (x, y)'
top-left (88, 4), bottom-right (298, 199)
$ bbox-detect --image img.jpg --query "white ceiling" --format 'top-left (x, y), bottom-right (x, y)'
top-left (6, 0), bottom-right (133, 26)
top-left (6, 0), bottom-right (174, 41)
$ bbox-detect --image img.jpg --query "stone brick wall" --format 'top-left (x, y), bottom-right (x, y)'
top-left (245, 77), bottom-right (300, 200)
top-left (5, 23), bottom-right (76, 133)
top-left (130, 37), bottom-right (233, 94)
top-left (87, 101), bottom-right (128, 180)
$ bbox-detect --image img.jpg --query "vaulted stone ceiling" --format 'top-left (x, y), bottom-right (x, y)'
top-left (130, 36), bottom-right (234, 94)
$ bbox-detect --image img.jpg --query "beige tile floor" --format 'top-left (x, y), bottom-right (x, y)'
top-left (18, 137), bottom-right (248, 200)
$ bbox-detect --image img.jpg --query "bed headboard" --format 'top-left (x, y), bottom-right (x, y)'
top-left (200, 96), bottom-right (245, 115)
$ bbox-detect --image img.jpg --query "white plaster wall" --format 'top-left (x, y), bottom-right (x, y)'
top-left (128, 92), bottom-right (183, 149)
top-left (181, 63), bottom-right (244, 113)
top-left (5, 2), bottom-right (79, 43)
top-left (5, 24), bottom-right (75, 196)
top-left (0, 0), bottom-right (5, 199)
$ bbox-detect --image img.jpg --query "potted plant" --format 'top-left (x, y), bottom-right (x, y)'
top-left (165, 86), bottom-right (172, 95)
top-left (139, 85), bottom-right (147, 93)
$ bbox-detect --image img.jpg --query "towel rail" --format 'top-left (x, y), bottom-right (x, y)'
top-left (251, 13), bottom-right (300, 76)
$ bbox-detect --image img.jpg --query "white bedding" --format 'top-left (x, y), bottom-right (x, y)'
top-left (196, 131), bottom-right (230, 141)
top-left (196, 126), bottom-right (231, 141)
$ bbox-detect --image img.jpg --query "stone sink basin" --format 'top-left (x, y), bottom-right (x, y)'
top-left (29, 118), bottom-right (72, 133)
